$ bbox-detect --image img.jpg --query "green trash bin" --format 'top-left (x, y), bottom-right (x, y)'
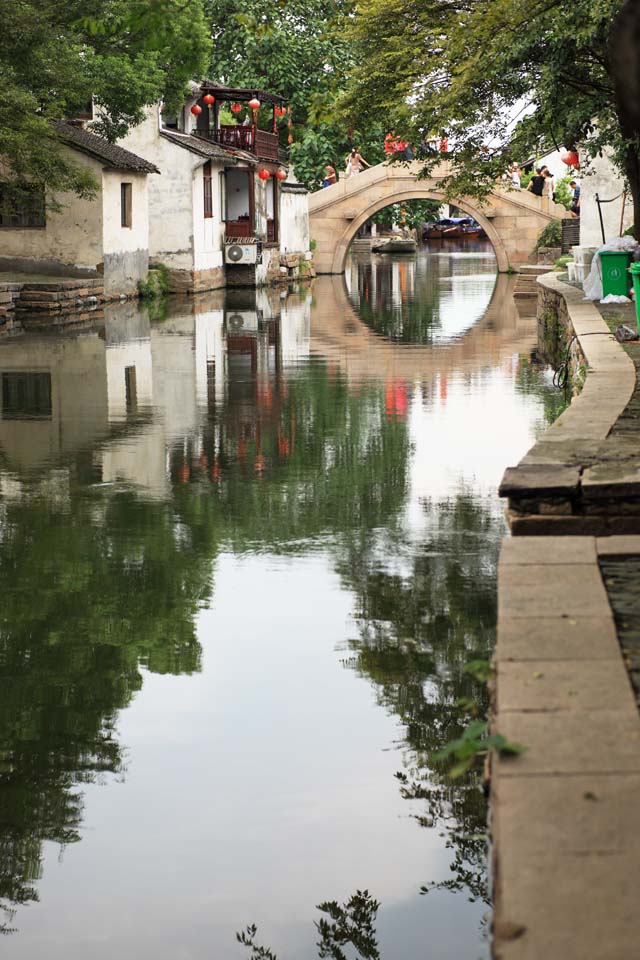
top-left (599, 250), bottom-right (633, 297)
top-left (629, 261), bottom-right (640, 332)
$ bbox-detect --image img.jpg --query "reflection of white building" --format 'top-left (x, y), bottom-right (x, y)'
top-left (0, 290), bottom-right (312, 500)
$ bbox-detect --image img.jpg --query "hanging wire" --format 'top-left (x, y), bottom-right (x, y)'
top-left (552, 331), bottom-right (613, 390)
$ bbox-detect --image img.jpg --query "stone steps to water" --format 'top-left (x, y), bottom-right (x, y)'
top-left (513, 265), bottom-right (550, 299)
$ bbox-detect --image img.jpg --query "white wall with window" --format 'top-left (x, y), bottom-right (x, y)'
top-left (0, 151), bottom-right (104, 272)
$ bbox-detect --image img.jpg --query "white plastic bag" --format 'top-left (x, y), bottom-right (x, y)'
top-left (600, 293), bottom-right (631, 304)
top-left (583, 235), bottom-right (638, 301)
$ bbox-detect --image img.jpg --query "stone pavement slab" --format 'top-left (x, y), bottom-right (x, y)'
top-left (597, 534), bottom-right (640, 556)
top-left (493, 773), bottom-right (640, 856)
top-left (498, 562), bottom-right (610, 619)
top-left (495, 615), bottom-right (620, 661)
top-left (494, 709), bottom-right (640, 775)
top-left (496, 659), bottom-right (635, 714)
top-left (499, 536), bottom-right (596, 565)
top-left (494, 850), bottom-right (640, 960)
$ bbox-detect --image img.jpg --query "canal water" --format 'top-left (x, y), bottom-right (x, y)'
top-left (0, 242), bottom-right (563, 959)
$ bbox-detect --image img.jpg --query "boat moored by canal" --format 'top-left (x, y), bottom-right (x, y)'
top-left (371, 236), bottom-right (417, 254)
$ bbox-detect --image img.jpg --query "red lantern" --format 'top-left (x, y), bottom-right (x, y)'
top-left (275, 169), bottom-right (287, 181)
top-left (258, 168), bottom-right (271, 180)
top-left (275, 106), bottom-right (287, 117)
top-left (248, 98), bottom-right (261, 111)
top-left (190, 104), bottom-right (202, 116)
top-left (231, 103), bottom-right (242, 114)
top-left (562, 149), bottom-right (580, 169)
top-left (203, 94), bottom-right (215, 106)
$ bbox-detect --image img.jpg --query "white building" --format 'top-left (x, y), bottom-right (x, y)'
top-left (119, 84), bottom-right (311, 292)
top-left (0, 122), bottom-right (157, 297)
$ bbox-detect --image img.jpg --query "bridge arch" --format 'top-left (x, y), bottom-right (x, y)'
top-left (332, 188), bottom-right (509, 274)
top-left (308, 160), bottom-right (570, 275)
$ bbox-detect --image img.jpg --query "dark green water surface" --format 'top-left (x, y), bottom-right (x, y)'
top-left (0, 244), bottom-right (563, 959)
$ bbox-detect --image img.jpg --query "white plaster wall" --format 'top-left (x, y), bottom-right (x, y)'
top-left (0, 150), bottom-right (104, 271)
top-left (192, 163), bottom-right (225, 272)
top-left (102, 171), bottom-right (149, 255)
top-left (579, 149), bottom-right (633, 246)
top-left (280, 186), bottom-right (310, 254)
top-left (119, 107), bottom-right (198, 269)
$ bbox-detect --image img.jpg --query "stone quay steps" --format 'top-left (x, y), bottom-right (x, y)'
top-left (513, 265), bottom-right (551, 300)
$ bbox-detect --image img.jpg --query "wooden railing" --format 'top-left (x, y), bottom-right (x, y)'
top-left (254, 130), bottom-right (279, 161)
top-left (212, 126), bottom-right (280, 161)
top-left (217, 126), bottom-right (254, 152)
top-left (226, 220), bottom-right (254, 239)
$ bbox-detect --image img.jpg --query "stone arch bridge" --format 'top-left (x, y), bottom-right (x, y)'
top-left (308, 160), bottom-right (570, 274)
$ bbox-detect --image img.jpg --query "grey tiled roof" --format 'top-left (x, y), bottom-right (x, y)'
top-left (53, 122), bottom-right (160, 174)
top-left (160, 129), bottom-right (255, 165)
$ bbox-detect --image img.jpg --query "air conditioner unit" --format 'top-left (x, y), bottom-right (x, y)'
top-left (225, 242), bottom-right (258, 265)
top-left (225, 311), bottom-right (259, 333)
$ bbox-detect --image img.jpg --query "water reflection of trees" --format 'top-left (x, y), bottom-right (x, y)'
top-left (335, 490), bottom-right (505, 904)
top-left (0, 362), bottom-right (410, 930)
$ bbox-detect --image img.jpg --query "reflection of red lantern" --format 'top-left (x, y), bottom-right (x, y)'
top-left (275, 169), bottom-right (287, 181)
top-left (231, 102), bottom-right (242, 114)
top-left (190, 104), bottom-right (202, 116)
top-left (178, 464), bottom-right (190, 483)
top-left (258, 168), bottom-right (271, 180)
top-left (203, 93), bottom-right (215, 106)
top-left (248, 97), bottom-right (261, 111)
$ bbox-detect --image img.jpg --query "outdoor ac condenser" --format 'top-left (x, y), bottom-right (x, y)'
top-left (225, 242), bottom-right (258, 265)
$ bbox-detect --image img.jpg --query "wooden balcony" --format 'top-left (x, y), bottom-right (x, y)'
top-left (225, 220), bottom-right (254, 239)
top-left (213, 126), bottom-right (280, 161)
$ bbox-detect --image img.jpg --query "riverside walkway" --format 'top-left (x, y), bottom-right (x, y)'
top-left (492, 273), bottom-right (640, 959)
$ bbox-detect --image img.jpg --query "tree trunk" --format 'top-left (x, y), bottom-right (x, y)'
top-left (610, 0), bottom-right (640, 235)
top-left (624, 143), bottom-right (640, 240)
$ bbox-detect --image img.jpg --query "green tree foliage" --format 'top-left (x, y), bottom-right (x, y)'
top-left (342, 0), bottom-right (639, 225)
top-left (203, 0), bottom-right (386, 187)
top-left (370, 199), bottom-right (441, 230)
top-left (0, 0), bottom-right (210, 201)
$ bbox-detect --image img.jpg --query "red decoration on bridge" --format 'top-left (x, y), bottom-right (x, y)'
top-left (190, 104), bottom-right (202, 116)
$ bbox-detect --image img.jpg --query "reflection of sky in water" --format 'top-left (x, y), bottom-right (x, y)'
top-left (0, 266), bottom-right (559, 960)
top-left (346, 245), bottom-right (499, 344)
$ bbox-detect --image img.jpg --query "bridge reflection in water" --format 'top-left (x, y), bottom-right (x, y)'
top-left (0, 247), bottom-right (564, 960)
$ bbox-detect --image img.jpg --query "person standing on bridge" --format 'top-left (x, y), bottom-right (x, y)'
top-left (527, 167), bottom-right (546, 196)
top-left (345, 147), bottom-right (370, 177)
top-left (323, 164), bottom-right (337, 188)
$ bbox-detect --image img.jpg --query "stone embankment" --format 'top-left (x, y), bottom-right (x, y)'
top-left (499, 273), bottom-right (639, 534)
top-left (492, 273), bottom-right (640, 958)
top-left (0, 277), bottom-right (115, 332)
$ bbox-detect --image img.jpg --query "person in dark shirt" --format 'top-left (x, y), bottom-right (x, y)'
top-left (527, 167), bottom-right (546, 197)
top-left (569, 180), bottom-right (581, 216)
